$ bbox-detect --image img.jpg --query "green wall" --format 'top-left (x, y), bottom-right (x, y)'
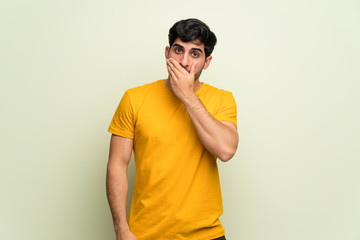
top-left (1, 0), bottom-right (359, 239)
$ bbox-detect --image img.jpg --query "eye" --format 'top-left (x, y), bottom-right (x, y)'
top-left (192, 51), bottom-right (200, 57)
top-left (175, 48), bottom-right (183, 53)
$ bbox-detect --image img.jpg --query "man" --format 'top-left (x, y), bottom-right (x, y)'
top-left (107, 18), bottom-right (238, 240)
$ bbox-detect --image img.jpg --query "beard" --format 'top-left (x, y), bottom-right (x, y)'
top-left (183, 62), bottom-right (205, 81)
top-left (194, 68), bottom-right (203, 81)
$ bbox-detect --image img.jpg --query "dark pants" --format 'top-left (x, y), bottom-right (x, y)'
top-left (212, 236), bottom-right (226, 240)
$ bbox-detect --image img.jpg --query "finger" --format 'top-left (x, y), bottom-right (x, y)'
top-left (190, 63), bottom-right (197, 76)
top-left (169, 58), bottom-right (188, 74)
top-left (166, 59), bottom-right (175, 76)
top-left (166, 61), bottom-right (174, 76)
top-left (167, 60), bottom-right (178, 81)
top-left (167, 59), bottom-right (181, 79)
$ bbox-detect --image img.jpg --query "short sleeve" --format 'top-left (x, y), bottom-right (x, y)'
top-left (108, 91), bottom-right (135, 138)
top-left (214, 91), bottom-right (237, 127)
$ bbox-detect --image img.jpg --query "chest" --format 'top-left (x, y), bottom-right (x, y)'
top-left (135, 95), bottom-right (195, 143)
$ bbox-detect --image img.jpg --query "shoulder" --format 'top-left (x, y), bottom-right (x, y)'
top-left (122, 80), bottom-right (165, 111)
top-left (126, 80), bottom-right (163, 96)
top-left (198, 83), bottom-right (237, 116)
top-left (200, 83), bottom-right (235, 99)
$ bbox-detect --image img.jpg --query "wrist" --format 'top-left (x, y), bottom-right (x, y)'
top-left (181, 91), bottom-right (199, 106)
top-left (114, 221), bottom-right (130, 234)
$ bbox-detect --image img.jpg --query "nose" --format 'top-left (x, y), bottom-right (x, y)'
top-left (179, 53), bottom-right (190, 69)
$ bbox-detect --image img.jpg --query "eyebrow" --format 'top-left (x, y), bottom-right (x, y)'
top-left (173, 43), bottom-right (203, 54)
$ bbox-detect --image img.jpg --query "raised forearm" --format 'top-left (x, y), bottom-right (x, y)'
top-left (182, 93), bottom-right (238, 161)
top-left (166, 58), bottom-right (238, 161)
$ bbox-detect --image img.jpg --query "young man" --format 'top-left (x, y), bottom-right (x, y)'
top-left (107, 18), bottom-right (238, 240)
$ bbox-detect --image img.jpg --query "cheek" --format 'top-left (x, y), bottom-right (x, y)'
top-left (172, 56), bottom-right (183, 65)
top-left (196, 60), bottom-right (206, 70)
top-left (168, 52), bottom-right (177, 60)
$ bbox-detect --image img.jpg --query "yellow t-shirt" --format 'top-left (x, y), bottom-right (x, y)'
top-left (108, 80), bottom-right (237, 240)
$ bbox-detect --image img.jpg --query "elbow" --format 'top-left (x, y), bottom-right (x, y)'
top-left (217, 145), bottom-right (238, 162)
top-left (217, 129), bottom-right (239, 162)
top-left (218, 152), bottom-right (235, 162)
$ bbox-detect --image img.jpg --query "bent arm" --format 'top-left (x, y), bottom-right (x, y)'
top-left (166, 58), bottom-right (238, 161)
top-left (182, 94), bottom-right (238, 162)
top-left (106, 134), bottom-right (137, 240)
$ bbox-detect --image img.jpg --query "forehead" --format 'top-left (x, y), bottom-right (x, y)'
top-left (172, 38), bottom-right (205, 51)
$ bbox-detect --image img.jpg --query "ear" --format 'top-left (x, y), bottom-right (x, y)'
top-left (202, 56), bottom-right (213, 70)
top-left (165, 46), bottom-right (170, 59)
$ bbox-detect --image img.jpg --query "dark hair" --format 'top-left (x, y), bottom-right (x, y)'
top-left (168, 18), bottom-right (217, 58)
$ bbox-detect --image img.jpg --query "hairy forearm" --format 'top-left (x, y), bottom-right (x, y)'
top-left (165, 58), bottom-right (238, 161)
top-left (106, 162), bottom-right (130, 234)
top-left (182, 93), bottom-right (238, 161)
